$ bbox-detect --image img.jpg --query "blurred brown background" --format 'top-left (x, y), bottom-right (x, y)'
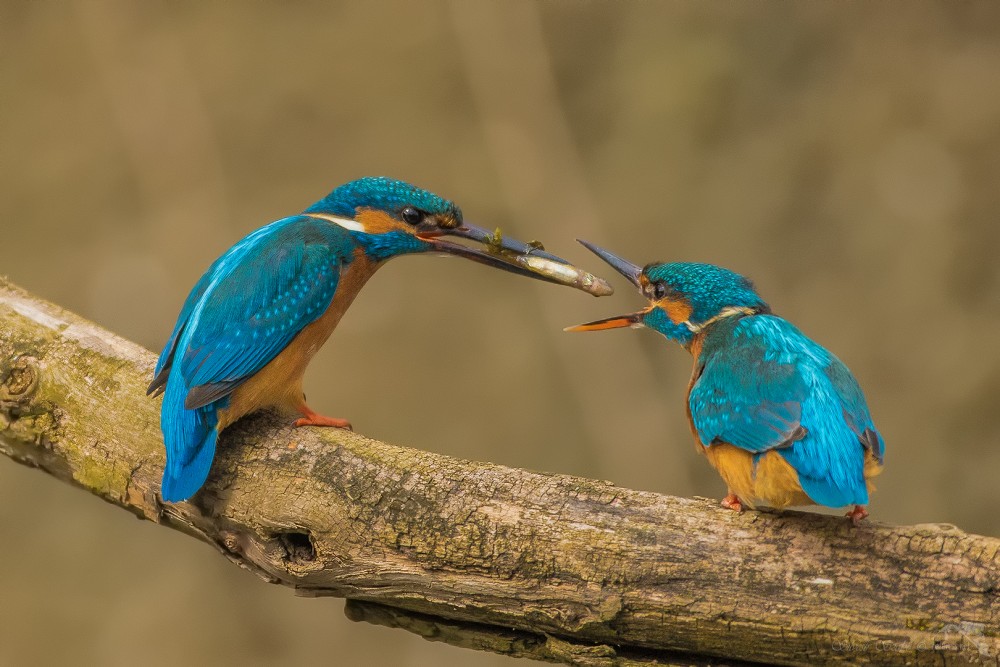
top-left (2, 2), bottom-right (999, 665)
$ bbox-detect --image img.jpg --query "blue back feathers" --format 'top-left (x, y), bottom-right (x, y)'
top-left (178, 218), bottom-right (353, 405)
top-left (689, 312), bottom-right (884, 507)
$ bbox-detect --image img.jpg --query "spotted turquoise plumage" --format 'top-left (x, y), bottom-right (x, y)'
top-left (644, 262), bottom-right (765, 325)
top-left (306, 176), bottom-right (462, 221)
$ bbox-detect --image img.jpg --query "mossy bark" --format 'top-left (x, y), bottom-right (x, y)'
top-left (1, 277), bottom-right (997, 667)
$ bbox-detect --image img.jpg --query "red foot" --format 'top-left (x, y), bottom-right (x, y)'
top-left (294, 404), bottom-right (352, 430)
top-left (846, 505), bottom-right (869, 526)
top-left (721, 493), bottom-right (744, 513)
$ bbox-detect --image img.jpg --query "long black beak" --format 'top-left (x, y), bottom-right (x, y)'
top-left (577, 239), bottom-right (642, 288)
top-left (564, 239), bottom-right (647, 332)
top-left (419, 223), bottom-right (574, 287)
top-left (450, 223), bottom-right (569, 263)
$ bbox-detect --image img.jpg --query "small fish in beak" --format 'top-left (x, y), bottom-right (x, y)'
top-left (428, 224), bottom-right (614, 297)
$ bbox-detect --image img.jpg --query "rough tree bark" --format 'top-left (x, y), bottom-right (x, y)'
top-left (0, 277), bottom-right (997, 667)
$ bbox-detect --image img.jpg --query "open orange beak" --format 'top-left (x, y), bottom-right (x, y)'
top-left (565, 240), bottom-right (648, 332)
top-left (564, 311), bottom-right (647, 332)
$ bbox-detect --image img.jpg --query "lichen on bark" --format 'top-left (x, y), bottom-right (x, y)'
top-left (1, 277), bottom-right (998, 667)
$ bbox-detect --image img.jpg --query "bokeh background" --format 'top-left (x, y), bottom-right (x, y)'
top-left (2, 2), bottom-right (999, 665)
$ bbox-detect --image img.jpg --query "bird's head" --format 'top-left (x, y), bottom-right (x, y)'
top-left (565, 240), bottom-right (769, 346)
top-left (304, 176), bottom-right (576, 283)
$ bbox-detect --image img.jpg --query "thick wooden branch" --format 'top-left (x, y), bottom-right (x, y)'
top-left (1, 277), bottom-right (997, 667)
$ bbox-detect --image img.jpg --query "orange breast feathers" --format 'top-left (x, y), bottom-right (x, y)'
top-left (702, 444), bottom-right (812, 509)
top-left (702, 441), bottom-right (882, 509)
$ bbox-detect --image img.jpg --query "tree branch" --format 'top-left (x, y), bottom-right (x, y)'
top-left (1, 277), bottom-right (997, 666)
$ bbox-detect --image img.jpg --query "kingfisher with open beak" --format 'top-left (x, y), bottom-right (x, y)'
top-left (149, 177), bottom-right (608, 502)
top-left (566, 240), bottom-right (884, 524)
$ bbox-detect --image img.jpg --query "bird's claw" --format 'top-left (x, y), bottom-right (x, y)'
top-left (721, 493), bottom-right (744, 513)
top-left (846, 505), bottom-right (868, 526)
top-left (294, 405), bottom-right (353, 430)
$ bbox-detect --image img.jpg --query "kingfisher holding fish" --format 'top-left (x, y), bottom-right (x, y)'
top-left (566, 241), bottom-right (884, 524)
top-left (149, 177), bottom-right (610, 502)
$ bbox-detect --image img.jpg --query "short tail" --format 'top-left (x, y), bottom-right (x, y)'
top-left (159, 372), bottom-right (220, 502)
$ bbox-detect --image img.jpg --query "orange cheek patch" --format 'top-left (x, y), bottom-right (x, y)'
top-left (662, 298), bottom-right (693, 324)
top-left (355, 208), bottom-right (406, 234)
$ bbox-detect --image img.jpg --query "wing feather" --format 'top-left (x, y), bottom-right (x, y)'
top-left (689, 342), bottom-right (809, 452)
top-left (153, 216), bottom-right (355, 410)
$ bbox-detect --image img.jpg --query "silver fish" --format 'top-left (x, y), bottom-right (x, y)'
top-left (514, 255), bottom-right (614, 297)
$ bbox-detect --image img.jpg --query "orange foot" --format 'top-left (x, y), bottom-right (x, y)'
top-left (846, 505), bottom-right (869, 526)
top-left (721, 493), bottom-right (743, 513)
top-left (293, 404), bottom-right (352, 430)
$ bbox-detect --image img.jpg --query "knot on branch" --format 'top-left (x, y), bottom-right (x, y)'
top-left (275, 529), bottom-right (317, 565)
top-left (0, 355), bottom-right (40, 410)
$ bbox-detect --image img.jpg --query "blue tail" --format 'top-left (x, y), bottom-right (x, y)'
top-left (160, 371), bottom-right (222, 502)
top-left (777, 395), bottom-right (871, 508)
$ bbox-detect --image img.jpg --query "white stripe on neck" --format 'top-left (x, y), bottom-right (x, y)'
top-left (685, 306), bottom-right (758, 333)
top-left (303, 212), bottom-right (366, 232)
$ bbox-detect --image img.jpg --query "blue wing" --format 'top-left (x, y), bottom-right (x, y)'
top-left (161, 216), bottom-right (356, 408)
top-left (153, 216), bottom-right (357, 501)
top-left (689, 315), bottom-right (881, 507)
top-left (148, 265), bottom-right (217, 397)
top-left (688, 339), bottom-right (809, 452)
top-left (824, 358), bottom-right (885, 464)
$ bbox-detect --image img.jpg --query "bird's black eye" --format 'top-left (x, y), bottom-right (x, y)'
top-left (652, 282), bottom-right (668, 300)
top-left (401, 206), bottom-right (424, 225)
